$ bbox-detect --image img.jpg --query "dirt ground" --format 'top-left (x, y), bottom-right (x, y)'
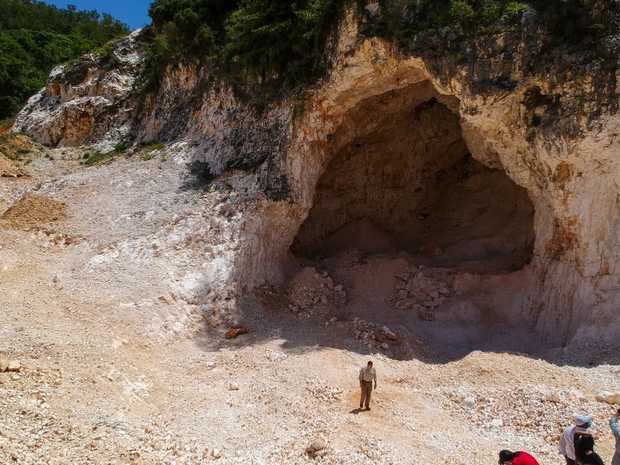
top-left (1, 142), bottom-right (619, 465)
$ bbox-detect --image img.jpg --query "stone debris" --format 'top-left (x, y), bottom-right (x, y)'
top-left (352, 318), bottom-right (400, 351)
top-left (0, 193), bottom-right (66, 230)
top-left (445, 385), bottom-right (611, 440)
top-left (595, 391), bottom-right (620, 404)
top-left (305, 378), bottom-right (343, 402)
top-left (287, 267), bottom-right (346, 319)
top-left (265, 350), bottom-right (288, 362)
top-left (392, 268), bottom-right (454, 321)
top-left (306, 438), bottom-right (328, 458)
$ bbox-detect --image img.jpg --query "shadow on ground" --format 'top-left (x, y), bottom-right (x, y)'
top-left (192, 292), bottom-right (620, 369)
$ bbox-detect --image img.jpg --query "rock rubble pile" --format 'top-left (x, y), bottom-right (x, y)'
top-left (392, 267), bottom-right (454, 320)
top-left (287, 267), bottom-right (346, 319)
top-left (446, 385), bottom-right (614, 442)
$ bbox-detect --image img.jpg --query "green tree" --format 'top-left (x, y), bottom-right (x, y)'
top-left (0, 0), bottom-right (128, 119)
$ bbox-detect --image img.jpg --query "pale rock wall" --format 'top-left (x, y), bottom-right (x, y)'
top-left (11, 11), bottom-right (620, 348)
top-left (279, 19), bottom-right (620, 347)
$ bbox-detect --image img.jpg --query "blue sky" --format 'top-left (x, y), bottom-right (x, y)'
top-left (42, 0), bottom-right (152, 30)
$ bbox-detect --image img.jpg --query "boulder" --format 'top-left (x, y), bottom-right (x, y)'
top-left (0, 353), bottom-right (8, 372)
top-left (225, 325), bottom-right (249, 339)
top-left (7, 360), bottom-right (21, 372)
top-left (306, 438), bottom-right (328, 458)
top-left (596, 392), bottom-right (620, 405)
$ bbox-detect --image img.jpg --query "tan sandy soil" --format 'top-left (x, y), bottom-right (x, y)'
top-left (1, 145), bottom-right (619, 465)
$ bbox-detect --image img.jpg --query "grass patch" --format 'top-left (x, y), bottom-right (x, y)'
top-left (137, 141), bottom-right (166, 160)
top-left (113, 141), bottom-right (128, 153)
top-left (140, 141), bottom-right (165, 152)
top-left (82, 151), bottom-right (116, 167)
top-left (0, 133), bottom-right (36, 161)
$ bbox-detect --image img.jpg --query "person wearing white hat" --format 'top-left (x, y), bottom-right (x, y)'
top-left (560, 415), bottom-right (594, 465)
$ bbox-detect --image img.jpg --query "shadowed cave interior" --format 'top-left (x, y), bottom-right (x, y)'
top-left (292, 98), bottom-right (535, 273)
top-left (279, 92), bottom-right (538, 360)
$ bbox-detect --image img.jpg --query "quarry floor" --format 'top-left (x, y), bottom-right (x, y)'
top-left (1, 143), bottom-right (620, 465)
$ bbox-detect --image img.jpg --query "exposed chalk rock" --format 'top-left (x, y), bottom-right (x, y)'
top-left (596, 392), bottom-right (620, 405)
top-left (10, 6), bottom-right (620, 352)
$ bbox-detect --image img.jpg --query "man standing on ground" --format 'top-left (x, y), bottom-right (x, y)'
top-left (560, 415), bottom-right (594, 465)
top-left (610, 408), bottom-right (620, 465)
top-left (359, 360), bottom-right (377, 410)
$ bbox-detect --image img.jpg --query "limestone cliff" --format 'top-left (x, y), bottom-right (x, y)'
top-left (13, 29), bottom-right (146, 151)
top-left (11, 6), bottom-right (620, 351)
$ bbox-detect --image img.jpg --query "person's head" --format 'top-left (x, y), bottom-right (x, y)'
top-left (575, 415), bottom-right (594, 433)
top-left (367, 361), bottom-right (373, 368)
top-left (498, 450), bottom-right (515, 465)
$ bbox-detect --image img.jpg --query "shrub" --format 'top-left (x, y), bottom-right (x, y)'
top-left (504, 1), bottom-right (529, 22)
top-left (113, 142), bottom-right (128, 153)
top-left (82, 151), bottom-right (116, 166)
top-left (140, 141), bottom-right (165, 151)
top-left (449, 0), bottom-right (475, 30)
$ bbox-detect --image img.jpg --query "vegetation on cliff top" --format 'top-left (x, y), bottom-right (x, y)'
top-left (143, 0), bottom-right (343, 91)
top-left (144, 0), bottom-right (617, 92)
top-left (0, 0), bottom-right (128, 119)
top-left (365, 0), bottom-right (615, 43)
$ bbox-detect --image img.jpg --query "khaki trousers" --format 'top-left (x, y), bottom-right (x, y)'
top-left (360, 381), bottom-right (373, 408)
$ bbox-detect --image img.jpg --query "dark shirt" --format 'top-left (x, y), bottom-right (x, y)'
top-left (581, 452), bottom-right (605, 465)
top-left (575, 433), bottom-right (605, 465)
top-left (575, 433), bottom-right (594, 461)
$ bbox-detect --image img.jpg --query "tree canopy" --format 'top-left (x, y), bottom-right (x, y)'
top-left (144, 0), bottom-right (343, 90)
top-left (144, 0), bottom-right (617, 92)
top-left (0, 0), bottom-right (128, 119)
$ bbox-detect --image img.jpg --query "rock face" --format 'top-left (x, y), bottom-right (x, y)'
top-left (13, 29), bottom-right (146, 151)
top-left (12, 9), bottom-right (620, 350)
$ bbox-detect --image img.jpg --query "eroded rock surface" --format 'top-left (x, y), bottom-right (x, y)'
top-left (13, 29), bottom-right (146, 151)
top-left (11, 8), bottom-right (620, 352)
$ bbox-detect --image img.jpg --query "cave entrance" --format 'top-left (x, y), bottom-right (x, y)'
top-left (285, 91), bottom-right (536, 359)
top-left (292, 97), bottom-right (535, 273)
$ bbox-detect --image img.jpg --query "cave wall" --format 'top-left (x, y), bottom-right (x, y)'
top-left (282, 16), bottom-right (620, 347)
top-left (291, 96), bottom-right (535, 271)
top-left (292, 98), bottom-right (469, 256)
top-left (11, 8), bottom-right (620, 348)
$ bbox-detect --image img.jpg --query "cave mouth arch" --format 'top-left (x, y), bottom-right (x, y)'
top-left (291, 96), bottom-right (535, 274)
top-left (280, 85), bottom-right (538, 360)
